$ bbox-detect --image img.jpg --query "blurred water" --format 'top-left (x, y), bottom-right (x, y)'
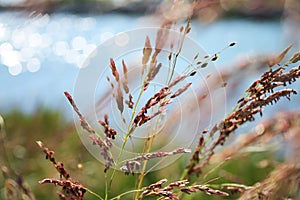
top-left (0, 11), bottom-right (297, 114)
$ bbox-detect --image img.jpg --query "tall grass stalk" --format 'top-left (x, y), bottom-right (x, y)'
top-left (2, 1), bottom-right (299, 200)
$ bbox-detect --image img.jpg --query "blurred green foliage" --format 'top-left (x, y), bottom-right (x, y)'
top-left (0, 109), bottom-right (278, 199)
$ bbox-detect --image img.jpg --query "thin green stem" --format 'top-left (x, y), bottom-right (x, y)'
top-left (109, 65), bottom-right (149, 197)
top-left (168, 19), bottom-right (190, 85)
top-left (85, 187), bottom-right (104, 200)
top-left (111, 189), bottom-right (144, 200)
top-left (122, 67), bottom-right (149, 148)
top-left (134, 105), bottom-right (158, 199)
top-left (134, 134), bottom-right (155, 199)
top-left (180, 167), bottom-right (189, 181)
top-left (104, 173), bottom-right (108, 200)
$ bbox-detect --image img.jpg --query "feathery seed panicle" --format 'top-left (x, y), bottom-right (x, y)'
top-left (185, 49), bottom-right (300, 178)
top-left (144, 62), bottom-right (162, 91)
top-left (217, 111), bottom-right (300, 162)
top-left (170, 82), bottom-right (192, 98)
top-left (37, 141), bottom-right (87, 199)
top-left (39, 179), bottom-right (86, 200)
top-left (153, 22), bottom-right (172, 59)
top-left (36, 141), bottom-right (70, 179)
top-left (98, 114), bottom-right (118, 139)
top-left (168, 75), bottom-right (187, 88)
top-left (36, 6), bottom-right (300, 199)
top-left (64, 92), bottom-right (95, 134)
top-left (141, 36), bottom-right (152, 76)
top-left (125, 93), bottom-right (134, 109)
top-left (121, 148), bottom-right (191, 175)
top-left (181, 185), bottom-right (229, 196)
top-left (139, 178), bottom-right (228, 199)
top-left (2, 166), bottom-right (35, 200)
top-left (108, 58), bottom-right (136, 112)
top-left (142, 36), bottom-right (152, 65)
top-left (89, 135), bottom-right (114, 172)
top-left (268, 44), bottom-right (292, 67)
top-left (121, 59), bottom-right (129, 94)
top-left (289, 51), bottom-right (300, 64)
top-left (239, 164), bottom-right (300, 199)
top-left (110, 58), bottom-right (120, 82)
top-left (116, 85), bottom-right (124, 113)
top-left (64, 92), bottom-right (114, 172)
top-left (139, 179), bottom-right (186, 200)
top-left (132, 73), bottom-right (191, 130)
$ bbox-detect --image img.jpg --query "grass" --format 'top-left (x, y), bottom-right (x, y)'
top-left (0, 108), bottom-right (298, 199)
top-left (1, 1), bottom-right (300, 200)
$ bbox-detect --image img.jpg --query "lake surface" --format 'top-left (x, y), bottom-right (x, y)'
top-left (0, 11), bottom-right (299, 115)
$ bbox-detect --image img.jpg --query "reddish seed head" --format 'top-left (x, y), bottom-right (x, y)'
top-left (168, 52), bottom-right (172, 60)
top-left (180, 26), bottom-right (184, 32)
top-left (194, 53), bottom-right (199, 60)
top-left (186, 27), bottom-right (191, 33)
top-left (98, 120), bottom-right (106, 127)
top-left (64, 91), bottom-right (72, 101)
top-left (145, 36), bottom-right (151, 49)
top-left (104, 114), bottom-right (108, 123)
top-left (122, 59), bottom-right (127, 74)
top-left (110, 58), bottom-right (116, 68)
top-left (221, 82), bottom-right (228, 87)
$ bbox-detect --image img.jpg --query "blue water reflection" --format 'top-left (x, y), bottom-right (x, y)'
top-left (0, 12), bottom-right (298, 113)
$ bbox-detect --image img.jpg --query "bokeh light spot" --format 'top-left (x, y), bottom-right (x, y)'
top-left (101, 31), bottom-right (114, 42)
top-left (12, 29), bottom-right (26, 49)
top-left (54, 41), bottom-right (69, 56)
top-left (27, 58), bottom-right (40, 73)
top-left (83, 44), bottom-right (97, 56)
top-left (72, 36), bottom-right (87, 50)
top-left (8, 62), bottom-right (22, 76)
top-left (64, 49), bottom-right (79, 64)
top-left (29, 33), bottom-right (42, 47)
top-left (1, 49), bottom-right (21, 67)
top-left (114, 32), bottom-right (129, 47)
